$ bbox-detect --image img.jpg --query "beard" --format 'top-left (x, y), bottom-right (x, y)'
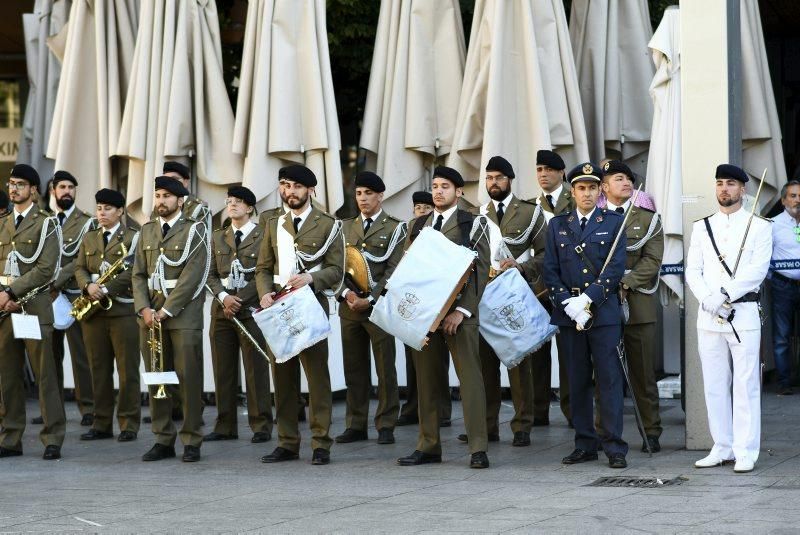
top-left (718, 195), bottom-right (740, 207)
top-left (487, 185), bottom-right (510, 201)
top-left (287, 192), bottom-right (308, 210)
top-left (56, 195), bottom-right (74, 210)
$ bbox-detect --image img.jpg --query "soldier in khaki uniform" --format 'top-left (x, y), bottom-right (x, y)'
top-left (132, 176), bottom-right (209, 463)
top-left (49, 171), bottom-right (95, 425)
top-left (533, 150), bottom-right (575, 425)
top-left (601, 160), bottom-right (664, 452)
top-left (256, 165), bottom-right (343, 466)
top-left (74, 188), bottom-right (141, 442)
top-left (461, 156), bottom-right (546, 448)
top-left (397, 166), bottom-right (491, 469)
top-left (205, 186), bottom-right (273, 444)
top-left (396, 192), bottom-right (453, 428)
top-left (335, 172), bottom-right (404, 445)
top-left (0, 164), bottom-right (65, 460)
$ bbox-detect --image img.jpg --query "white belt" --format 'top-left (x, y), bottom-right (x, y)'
top-left (148, 279), bottom-right (178, 291)
top-left (64, 288), bottom-right (82, 295)
top-left (273, 264), bottom-right (321, 285)
top-left (114, 296), bottom-right (134, 304)
top-left (0, 275), bottom-right (14, 286)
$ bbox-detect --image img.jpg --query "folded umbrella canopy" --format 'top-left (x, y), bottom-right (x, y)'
top-left (116, 0), bottom-right (241, 222)
top-left (359, 0), bottom-right (465, 219)
top-left (233, 0), bottom-right (342, 212)
top-left (448, 0), bottom-right (589, 204)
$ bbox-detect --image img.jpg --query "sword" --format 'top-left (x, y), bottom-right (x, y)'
top-left (616, 339), bottom-right (652, 456)
top-left (205, 285), bottom-right (273, 364)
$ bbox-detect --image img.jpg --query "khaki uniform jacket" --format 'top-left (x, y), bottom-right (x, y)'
top-left (74, 225), bottom-right (138, 317)
top-left (338, 213), bottom-right (406, 321)
top-left (404, 210), bottom-right (490, 321)
top-left (53, 208), bottom-right (93, 292)
top-left (535, 187), bottom-right (574, 217)
top-left (255, 206), bottom-right (344, 299)
top-left (207, 223), bottom-right (264, 320)
top-left (131, 213), bottom-right (209, 329)
top-left (0, 207), bottom-right (60, 323)
top-left (620, 207), bottom-right (664, 325)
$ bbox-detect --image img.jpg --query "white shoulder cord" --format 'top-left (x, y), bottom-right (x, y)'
top-left (3, 216), bottom-right (62, 280)
top-left (61, 217), bottom-right (97, 258)
top-left (151, 221), bottom-right (210, 299)
top-left (625, 216), bottom-right (663, 294)
top-left (99, 230), bottom-right (139, 276)
top-left (228, 258), bottom-right (256, 290)
top-left (469, 215), bottom-right (491, 254)
top-left (502, 205), bottom-right (545, 246)
top-left (360, 222), bottom-right (408, 289)
top-left (295, 220), bottom-right (345, 298)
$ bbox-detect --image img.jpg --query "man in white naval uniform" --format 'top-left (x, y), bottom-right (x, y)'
top-left (686, 164), bottom-right (772, 473)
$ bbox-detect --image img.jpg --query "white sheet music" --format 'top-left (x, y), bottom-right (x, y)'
top-left (141, 371), bottom-right (180, 385)
top-left (11, 314), bottom-right (41, 340)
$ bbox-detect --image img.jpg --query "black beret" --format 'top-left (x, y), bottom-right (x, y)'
top-left (154, 175), bottom-right (190, 197)
top-left (567, 162), bottom-right (603, 184)
top-left (279, 165), bottom-right (317, 187)
top-left (163, 161), bottom-right (190, 180)
top-left (95, 188), bottom-right (125, 208)
top-left (536, 150), bottom-right (565, 171)
top-left (227, 185), bottom-right (256, 206)
top-left (354, 171), bottom-right (385, 192)
top-left (52, 170), bottom-right (78, 186)
top-left (0, 189), bottom-right (8, 206)
top-left (412, 191), bottom-right (434, 206)
top-left (602, 160), bottom-right (635, 182)
top-left (10, 163), bottom-right (40, 187)
top-left (485, 156), bottom-right (515, 178)
top-left (715, 164), bottom-right (748, 183)
top-left (433, 166), bottom-right (464, 187)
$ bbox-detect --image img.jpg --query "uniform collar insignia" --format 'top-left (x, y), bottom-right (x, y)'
top-left (567, 215), bottom-right (574, 222)
top-left (596, 216), bottom-right (603, 222)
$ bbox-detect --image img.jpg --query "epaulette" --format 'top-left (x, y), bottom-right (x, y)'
top-left (602, 208), bottom-right (623, 218)
top-left (552, 211), bottom-right (570, 220)
top-left (755, 215), bottom-right (773, 223)
top-left (519, 198), bottom-right (539, 207)
top-left (39, 209), bottom-right (50, 216)
top-left (636, 206), bottom-right (656, 214)
top-left (694, 213), bottom-right (715, 223)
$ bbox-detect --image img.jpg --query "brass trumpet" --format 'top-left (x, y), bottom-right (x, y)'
top-left (70, 244), bottom-right (131, 321)
top-left (148, 319), bottom-right (168, 399)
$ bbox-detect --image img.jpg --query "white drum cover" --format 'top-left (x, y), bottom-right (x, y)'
top-left (52, 293), bottom-right (75, 330)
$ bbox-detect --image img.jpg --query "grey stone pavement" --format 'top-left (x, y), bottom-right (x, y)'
top-left (2, 390), bottom-right (800, 534)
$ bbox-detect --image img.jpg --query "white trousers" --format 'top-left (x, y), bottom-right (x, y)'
top-left (697, 329), bottom-right (761, 463)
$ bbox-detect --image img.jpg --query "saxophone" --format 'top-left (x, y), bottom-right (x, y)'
top-left (70, 244), bottom-right (131, 321)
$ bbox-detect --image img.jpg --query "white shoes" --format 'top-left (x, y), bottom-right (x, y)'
top-left (734, 458), bottom-right (755, 473)
top-left (694, 453), bottom-right (731, 468)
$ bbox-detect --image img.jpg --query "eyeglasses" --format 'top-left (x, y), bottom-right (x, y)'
top-left (6, 182), bottom-right (29, 190)
top-left (225, 198), bottom-right (245, 206)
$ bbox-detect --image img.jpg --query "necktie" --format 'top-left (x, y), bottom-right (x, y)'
top-left (57, 212), bottom-right (66, 226)
top-left (545, 194), bottom-right (554, 210)
top-left (162, 222), bottom-right (170, 237)
top-left (433, 214), bottom-right (444, 231)
top-left (496, 202), bottom-right (505, 223)
top-left (363, 217), bottom-right (373, 233)
top-left (615, 207), bottom-right (625, 214)
top-left (293, 217), bottom-right (301, 234)
top-left (234, 229), bottom-right (243, 247)
top-left (15, 214), bottom-right (23, 229)
top-left (103, 231), bottom-right (111, 247)
top-left (580, 217), bottom-right (587, 231)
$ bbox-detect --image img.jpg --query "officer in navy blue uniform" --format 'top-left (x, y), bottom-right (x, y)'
top-left (543, 162), bottom-right (629, 468)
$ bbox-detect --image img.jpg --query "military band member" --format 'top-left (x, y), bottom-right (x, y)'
top-left (686, 164), bottom-right (772, 473)
top-left (397, 166), bottom-right (491, 469)
top-left (74, 189), bottom-right (141, 442)
top-left (256, 165), bottom-right (344, 466)
top-left (0, 164), bottom-right (65, 460)
top-left (543, 162), bottom-right (628, 468)
top-left (205, 186), bottom-right (273, 444)
top-left (335, 172), bottom-right (404, 445)
top-left (459, 156), bottom-right (546, 448)
top-left (535, 150), bottom-right (574, 220)
top-left (396, 191), bottom-right (453, 428)
top-left (132, 176), bottom-right (210, 463)
top-left (601, 160), bottom-right (664, 452)
top-left (161, 161), bottom-right (210, 223)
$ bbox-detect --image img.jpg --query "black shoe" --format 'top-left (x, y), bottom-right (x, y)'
top-left (311, 448), bottom-right (330, 465)
top-left (80, 429), bottom-right (113, 441)
top-left (31, 416), bottom-right (43, 425)
top-left (397, 450), bottom-right (442, 466)
top-left (532, 418), bottom-right (550, 427)
top-left (470, 451), bottom-right (490, 469)
top-left (203, 432), bottom-right (238, 441)
top-left (182, 445), bottom-right (201, 462)
top-left (0, 447), bottom-right (22, 458)
top-left (143, 416), bottom-right (152, 424)
top-left (42, 445), bottom-right (61, 460)
top-left (261, 447), bottom-right (299, 463)
top-left (377, 428), bottom-right (395, 445)
top-left (439, 419), bottom-right (451, 428)
top-left (335, 428), bottom-right (368, 443)
top-left (512, 431), bottom-right (531, 447)
top-left (561, 448), bottom-right (599, 465)
top-left (457, 433), bottom-right (499, 443)
top-left (608, 453), bottom-right (627, 468)
top-left (251, 432), bottom-right (271, 443)
top-left (641, 435), bottom-right (661, 453)
top-left (80, 414), bottom-right (94, 426)
top-left (395, 414), bottom-right (418, 426)
top-left (142, 443), bottom-right (176, 461)
top-left (118, 431), bottom-right (137, 442)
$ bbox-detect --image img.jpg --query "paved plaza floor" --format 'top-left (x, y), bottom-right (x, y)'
top-left (1, 390), bottom-right (800, 534)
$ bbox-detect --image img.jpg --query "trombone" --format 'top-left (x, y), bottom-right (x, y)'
top-left (148, 318), bottom-right (168, 399)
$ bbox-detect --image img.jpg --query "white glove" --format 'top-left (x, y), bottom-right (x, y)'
top-left (701, 292), bottom-right (728, 315)
top-left (562, 293), bottom-right (592, 320)
top-left (716, 304), bottom-right (732, 320)
top-left (574, 309), bottom-right (592, 329)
